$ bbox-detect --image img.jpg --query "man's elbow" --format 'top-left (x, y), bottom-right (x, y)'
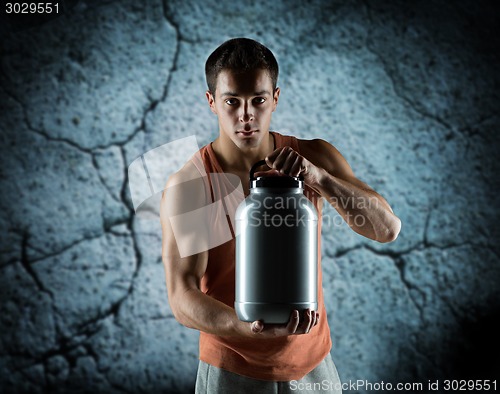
top-left (378, 216), bottom-right (402, 243)
top-left (174, 313), bottom-right (192, 329)
top-left (170, 299), bottom-right (190, 328)
top-left (168, 290), bottom-right (196, 329)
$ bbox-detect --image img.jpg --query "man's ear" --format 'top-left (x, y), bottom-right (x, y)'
top-left (272, 87), bottom-right (280, 112)
top-left (206, 91), bottom-right (217, 115)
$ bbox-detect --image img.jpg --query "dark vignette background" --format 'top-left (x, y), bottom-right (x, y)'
top-left (1, 0), bottom-right (499, 393)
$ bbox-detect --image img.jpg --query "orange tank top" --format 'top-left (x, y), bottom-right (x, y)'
top-left (192, 131), bottom-right (332, 381)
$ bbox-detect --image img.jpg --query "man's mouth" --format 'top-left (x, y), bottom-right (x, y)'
top-left (237, 129), bottom-right (258, 136)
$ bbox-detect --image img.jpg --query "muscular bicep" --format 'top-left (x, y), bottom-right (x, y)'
top-left (161, 202), bottom-right (208, 325)
top-left (160, 165), bottom-right (211, 296)
top-left (161, 203), bottom-right (208, 294)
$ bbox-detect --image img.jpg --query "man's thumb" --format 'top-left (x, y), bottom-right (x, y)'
top-left (251, 321), bottom-right (263, 333)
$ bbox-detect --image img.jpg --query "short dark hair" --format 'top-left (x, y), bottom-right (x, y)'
top-left (205, 38), bottom-right (279, 94)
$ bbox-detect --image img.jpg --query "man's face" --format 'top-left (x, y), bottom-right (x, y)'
top-left (206, 68), bottom-right (280, 150)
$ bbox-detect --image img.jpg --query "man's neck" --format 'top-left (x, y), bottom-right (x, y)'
top-left (212, 132), bottom-right (275, 173)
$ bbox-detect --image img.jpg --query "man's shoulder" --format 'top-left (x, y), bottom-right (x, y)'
top-left (162, 156), bottom-right (210, 214)
top-left (166, 140), bottom-right (213, 187)
top-left (295, 136), bottom-right (345, 177)
top-left (297, 137), bottom-right (338, 158)
top-left (167, 159), bottom-right (203, 188)
top-left (273, 131), bottom-right (332, 151)
top-left (297, 137), bottom-right (325, 148)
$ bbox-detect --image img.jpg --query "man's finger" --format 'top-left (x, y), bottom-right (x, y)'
top-left (289, 156), bottom-right (304, 177)
top-left (303, 309), bottom-right (314, 334)
top-left (286, 310), bottom-right (300, 334)
top-left (266, 147), bottom-right (282, 162)
top-left (311, 311), bottom-right (318, 328)
top-left (281, 150), bottom-right (298, 174)
top-left (253, 169), bottom-right (283, 178)
top-left (269, 147), bottom-right (292, 171)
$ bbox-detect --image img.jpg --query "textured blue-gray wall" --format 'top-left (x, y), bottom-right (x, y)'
top-left (1, 1), bottom-right (499, 393)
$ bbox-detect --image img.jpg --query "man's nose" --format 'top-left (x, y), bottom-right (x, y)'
top-left (239, 102), bottom-right (254, 122)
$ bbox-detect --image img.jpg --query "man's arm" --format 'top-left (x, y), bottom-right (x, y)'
top-left (160, 164), bottom-right (318, 337)
top-left (264, 139), bottom-right (401, 243)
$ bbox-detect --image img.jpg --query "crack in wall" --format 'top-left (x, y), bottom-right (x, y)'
top-left (2, 217), bottom-right (137, 388)
top-left (10, 312), bottom-right (105, 374)
top-left (359, 244), bottom-right (477, 376)
top-left (328, 237), bottom-right (496, 325)
top-left (2, 218), bottom-right (130, 271)
top-left (118, 146), bottom-right (135, 213)
top-left (0, 71), bottom-right (126, 154)
top-left (362, 0), bottom-right (498, 149)
top-left (0, 33), bottom-right (176, 155)
top-left (91, 152), bottom-right (122, 204)
top-left (0, 82), bottom-right (133, 268)
top-left (19, 231), bottom-right (54, 299)
top-left (162, 0), bottom-right (204, 45)
top-left (325, 241), bottom-right (426, 323)
top-left (423, 205), bottom-right (433, 247)
top-left (362, 245), bottom-right (424, 322)
top-left (114, 219), bottom-right (143, 325)
top-left (123, 0), bottom-right (184, 137)
top-left (361, 0), bottom-right (458, 137)
top-left (0, 71), bottom-right (93, 155)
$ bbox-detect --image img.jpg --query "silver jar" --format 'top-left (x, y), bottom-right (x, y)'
top-left (235, 160), bottom-right (318, 324)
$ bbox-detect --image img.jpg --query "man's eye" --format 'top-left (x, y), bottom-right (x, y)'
top-left (253, 97), bottom-right (266, 104)
top-left (225, 98), bottom-right (238, 105)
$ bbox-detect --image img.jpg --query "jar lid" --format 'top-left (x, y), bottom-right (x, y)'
top-left (249, 159), bottom-right (304, 189)
top-left (251, 176), bottom-right (303, 189)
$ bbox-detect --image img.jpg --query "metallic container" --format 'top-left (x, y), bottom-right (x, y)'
top-left (235, 160), bottom-right (318, 324)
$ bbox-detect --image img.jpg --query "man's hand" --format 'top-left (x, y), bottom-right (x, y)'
top-left (247, 309), bottom-right (319, 338)
top-left (261, 142), bottom-right (401, 243)
top-left (262, 146), bottom-right (326, 189)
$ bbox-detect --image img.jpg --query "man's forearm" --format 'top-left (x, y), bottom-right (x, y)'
top-left (315, 169), bottom-right (401, 243)
top-left (172, 288), bottom-right (251, 337)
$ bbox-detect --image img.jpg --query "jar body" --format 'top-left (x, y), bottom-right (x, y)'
top-left (235, 187), bottom-right (318, 324)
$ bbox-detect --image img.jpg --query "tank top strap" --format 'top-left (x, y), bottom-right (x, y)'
top-left (190, 145), bottom-right (215, 203)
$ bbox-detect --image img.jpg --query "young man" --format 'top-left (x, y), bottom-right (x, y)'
top-left (160, 38), bottom-right (401, 393)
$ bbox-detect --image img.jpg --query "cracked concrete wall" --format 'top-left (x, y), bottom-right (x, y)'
top-left (1, 0), bottom-right (499, 393)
